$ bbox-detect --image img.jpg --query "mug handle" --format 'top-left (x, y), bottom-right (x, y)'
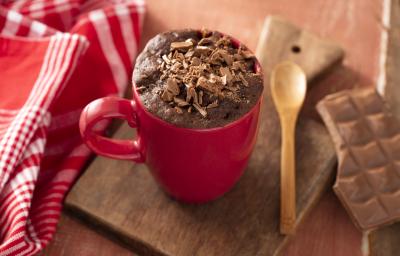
top-left (79, 96), bottom-right (145, 162)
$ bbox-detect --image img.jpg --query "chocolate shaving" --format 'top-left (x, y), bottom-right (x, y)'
top-left (240, 49), bottom-right (254, 59)
top-left (216, 36), bottom-right (231, 47)
top-left (171, 41), bottom-right (193, 51)
top-left (161, 90), bottom-right (174, 102)
top-left (187, 87), bottom-right (198, 103)
top-left (166, 78), bottom-right (180, 95)
top-left (174, 97), bottom-right (189, 107)
top-left (233, 53), bottom-right (244, 61)
top-left (162, 55), bottom-right (171, 64)
top-left (170, 62), bottom-right (182, 72)
top-left (193, 103), bottom-right (207, 117)
top-left (197, 77), bottom-right (220, 95)
top-left (210, 49), bottom-right (224, 64)
top-left (193, 88), bottom-right (199, 104)
top-left (238, 73), bottom-right (249, 87)
top-left (159, 62), bottom-right (165, 70)
top-left (185, 38), bottom-right (196, 45)
top-left (219, 49), bottom-right (233, 65)
top-left (220, 67), bottom-right (233, 82)
top-left (191, 57), bottom-right (201, 66)
top-left (198, 37), bottom-right (213, 45)
top-left (199, 90), bottom-right (203, 105)
top-left (221, 75), bottom-right (227, 86)
top-left (207, 100), bottom-right (218, 109)
top-left (201, 29), bottom-right (211, 38)
top-left (174, 106), bottom-right (183, 114)
top-left (136, 86), bottom-right (146, 92)
top-left (232, 61), bottom-right (245, 71)
top-left (194, 46), bottom-right (212, 56)
top-left (185, 50), bottom-right (194, 58)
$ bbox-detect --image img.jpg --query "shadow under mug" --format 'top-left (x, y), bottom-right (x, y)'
top-left (79, 36), bottom-right (263, 203)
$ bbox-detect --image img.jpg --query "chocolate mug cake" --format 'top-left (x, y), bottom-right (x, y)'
top-left (133, 29), bottom-right (263, 129)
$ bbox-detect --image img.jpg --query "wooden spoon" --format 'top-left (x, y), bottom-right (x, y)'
top-left (270, 61), bottom-right (307, 235)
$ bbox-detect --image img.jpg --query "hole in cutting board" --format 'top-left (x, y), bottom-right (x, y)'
top-left (291, 45), bottom-right (301, 53)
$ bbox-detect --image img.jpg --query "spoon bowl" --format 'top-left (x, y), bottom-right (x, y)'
top-left (271, 62), bottom-right (307, 111)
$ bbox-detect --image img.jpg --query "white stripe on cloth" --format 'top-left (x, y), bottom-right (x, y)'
top-left (0, 181), bottom-right (37, 223)
top-left (21, 220), bottom-right (40, 256)
top-left (54, 0), bottom-right (75, 30)
top-left (8, 0), bottom-right (27, 11)
top-left (41, 35), bottom-right (79, 109)
top-left (27, 20), bottom-right (48, 37)
top-left (80, 0), bottom-right (106, 12)
top-left (0, 191), bottom-right (34, 240)
top-left (88, 10), bottom-right (128, 96)
top-left (28, 0), bottom-right (45, 18)
top-left (0, 131), bottom-right (46, 254)
top-left (52, 35), bottom-right (89, 101)
top-left (0, 194), bottom-right (32, 227)
top-left (0, 109), bottom-right (20, 115)
top-left (0, 143), bottom-right (44, 222)
top-left (0, 116), bottom-right (17, 123)
top-left (1, 9), bottom-right (22, 35)
top-left (35, 226), bottom-right (56, 236)
top-left (21, 137), bottom-right (46, 160)
top-left (0, 192), bottom-right (33, 218)
top-left (0, 239), bottom-right (26, 256)
top-left (0, 193), bottom-right (32, 233)
top-left (66, 143), bottom-right (90, 157)
top-left (21, 36), bottom-right (57, 108)
top-left (29, 3), bottom-right (78, 20)
top-left (43, 137), bottom-right (79, 157)
top-left (115, 5), bottom-right (137, 63)
top-left (0, 107), bottom-right (46, 189)
top-left (26, 0), bottom-right (76, 13)
top-left (128, 0), bottom-right (146, 29)
top-left (128, 0), bottom-right (146, 7)
top-left (46, 109), bottom-right (81, 131)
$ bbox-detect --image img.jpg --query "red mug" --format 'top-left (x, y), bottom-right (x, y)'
top-left (79, 41), bottom-right (263, 204)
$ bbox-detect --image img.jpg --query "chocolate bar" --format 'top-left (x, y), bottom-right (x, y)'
top-left (317, 89), bottom-right (400, 231)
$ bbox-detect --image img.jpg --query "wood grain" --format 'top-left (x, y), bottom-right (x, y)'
top-left (256, 17), bottom-right (344, 82)
top-left (382, 0), bottom-right (400, 117)
top-left (370, 224), bottom-right (400, 256)
top-left (39, 214), bottom-right (137, 256)
top-left (285, 191), bottom-right (363, 256)
top-left (369, 0), bottom-right (400, 255)
top-left (64, 17), bottom-right (340, 256)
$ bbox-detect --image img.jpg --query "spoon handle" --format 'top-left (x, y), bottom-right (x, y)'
top-left (280, 115), bottom-right (297, 235)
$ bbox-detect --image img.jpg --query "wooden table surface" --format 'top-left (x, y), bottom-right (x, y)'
top-left (40, 0), bottom-right (386, 255)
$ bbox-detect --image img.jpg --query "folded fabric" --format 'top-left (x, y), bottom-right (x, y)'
top-left (0, 1), bottom-right (145, 255)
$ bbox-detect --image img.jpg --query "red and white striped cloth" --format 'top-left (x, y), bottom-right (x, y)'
top-left (0, 1), bottom-right (145, 255)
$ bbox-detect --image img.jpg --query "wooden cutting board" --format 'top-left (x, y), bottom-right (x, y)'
top-left (65, 17), bottom-right (343, 256)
